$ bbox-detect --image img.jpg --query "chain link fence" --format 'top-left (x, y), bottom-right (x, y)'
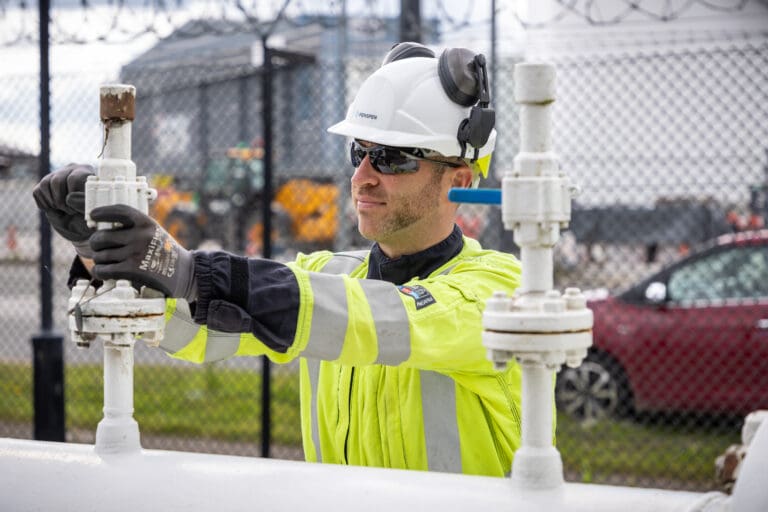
top-left (534, 29), bottom-right (768, 489)
top-left (1, 7), bottom-right (767, 492)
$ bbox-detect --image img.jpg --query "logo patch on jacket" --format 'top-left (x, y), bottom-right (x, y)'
top-left (398, 284), bottom-right (436, 310)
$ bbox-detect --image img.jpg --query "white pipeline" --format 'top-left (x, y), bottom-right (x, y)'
top-left (0, 436), bottom-right (731, 512)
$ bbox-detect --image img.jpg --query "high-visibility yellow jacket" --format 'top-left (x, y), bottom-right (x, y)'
top-left (160, 226), bottom-right (524, 476)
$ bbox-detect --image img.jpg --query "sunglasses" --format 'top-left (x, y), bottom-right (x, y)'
top-left (350, 140), bottom-right (462, 175)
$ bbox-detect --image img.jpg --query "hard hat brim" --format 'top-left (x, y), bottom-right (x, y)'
top-left (328, 119), bottom-right (444, 153)
top-left (327, 118), bottom-right (496, 161)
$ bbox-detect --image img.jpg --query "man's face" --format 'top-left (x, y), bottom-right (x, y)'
top-left (350, 142), bottom-right (453, 255)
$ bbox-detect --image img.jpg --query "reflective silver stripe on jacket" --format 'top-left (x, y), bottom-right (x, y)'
top-left (161, 299), bottom-right (240, 362)
top-left (161, 300), bottom-right (199, 353)
top-left (303, 252), bottom-right (366, 463)
top-left (320, 250), bottom-right (368, 274)
top-left (306, 251), bottom-right (411, 365)
top-left (204, 332), bottom-right (240, 361)
top-left (305, 273), bottom-right (351, 360)
top-left (420, 370), bottom-right (461, 473)
top-left (306, 357), bottom-right (323, 462)
top-left (302, 251), bottom-right (366, 360)
top-left (359, 279), bottom-right (410, 365)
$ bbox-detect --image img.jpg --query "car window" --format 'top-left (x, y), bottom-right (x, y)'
top-left (667, 245), bottom-right (768, 302)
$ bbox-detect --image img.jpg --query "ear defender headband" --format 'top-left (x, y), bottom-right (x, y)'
top-left (382, 41), bottom-right (436, 64)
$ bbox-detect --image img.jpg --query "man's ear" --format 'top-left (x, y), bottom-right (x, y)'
top-left (451, 166), bottom-right (474, 188)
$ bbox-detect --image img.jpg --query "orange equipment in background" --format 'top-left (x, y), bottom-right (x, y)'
top-left (150, 145), bottom-right (340, 257)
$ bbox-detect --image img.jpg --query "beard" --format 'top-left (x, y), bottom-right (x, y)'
top-left (354, 167), bottom-right (446, 242)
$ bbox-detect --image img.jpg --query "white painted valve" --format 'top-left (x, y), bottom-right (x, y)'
top-left (484, 288), bottom-right (592, 371)
top-left (84, 85), bottom-right (156, 227)
top-left (482, 62), bottom-right (593, 490)
top-left (68, 279), bottom-right (165, 347)
top-left (67, 84), bottom-right (165, 454)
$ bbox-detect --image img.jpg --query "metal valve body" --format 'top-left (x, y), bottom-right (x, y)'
top-left (67, 84), bottom-right (165, 454)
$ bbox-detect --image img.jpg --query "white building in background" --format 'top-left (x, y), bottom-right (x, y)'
top-left (508, 1), bottom-right (768, 210)
top-left (477, 0), bottom-right (768, 251)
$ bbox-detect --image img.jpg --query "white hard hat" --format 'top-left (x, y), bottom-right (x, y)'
top-left (327, 50), bottom-right (496, 178)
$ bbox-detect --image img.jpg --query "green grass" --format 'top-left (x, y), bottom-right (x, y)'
top-left (0, 363), bottom-right (32, 422)
top-left (0, 361), bottom-right (302, 446)
top-left (0, 361), bottom-right (739, 487)
top-left (557, 412), bottom-right (740, 486)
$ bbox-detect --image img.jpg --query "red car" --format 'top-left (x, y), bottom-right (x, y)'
top-left (556, 230), bottom-right (768, 421)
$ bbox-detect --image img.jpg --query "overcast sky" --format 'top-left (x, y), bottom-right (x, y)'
top-left (0, 0), bottom-right (516, 74)
top-left (0, 0), bottom-right (521, 163)
top-left (1, 0), bottom-right (765, 164)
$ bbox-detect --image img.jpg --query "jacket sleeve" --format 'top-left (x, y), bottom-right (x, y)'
top-left (160, 250), bottom-right (308, 364)
top-left (161, 248), bottom-right (521, 373)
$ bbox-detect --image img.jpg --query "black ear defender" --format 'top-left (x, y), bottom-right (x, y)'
top-left (438, 48), bottom-right (495, 161)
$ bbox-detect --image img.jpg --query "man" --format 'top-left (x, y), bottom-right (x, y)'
top-left (33, 43), bottom-right (525, 477)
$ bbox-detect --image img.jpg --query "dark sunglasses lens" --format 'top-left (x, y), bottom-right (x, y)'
top-left (349, 142), bottom-right (420, 174)
top-left (350, 143), bottom-right (365, 167)
top-left (375, 149), bottom-right (419, 174)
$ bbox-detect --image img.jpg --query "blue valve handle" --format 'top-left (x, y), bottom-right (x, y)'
top-left (448, 188), bottom-right (502, 205)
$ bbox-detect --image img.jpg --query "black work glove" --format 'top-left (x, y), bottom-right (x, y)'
top-left (31, 163), bottom-right (95, 258)
top-left (89, 204), bottom-right (198, 301)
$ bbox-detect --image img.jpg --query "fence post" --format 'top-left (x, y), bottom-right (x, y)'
top-left (32, 0), bottom-right (65, 442)
top-left (260, 35), bottom-right (273, 459)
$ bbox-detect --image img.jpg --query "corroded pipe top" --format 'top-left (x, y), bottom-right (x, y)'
top-left (100, 84), bottom-right (136, 122)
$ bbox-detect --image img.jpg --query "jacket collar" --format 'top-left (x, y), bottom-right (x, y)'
top-left (367, 225), bottom-right (464, 285)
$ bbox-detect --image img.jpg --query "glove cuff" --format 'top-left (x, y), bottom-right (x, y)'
top-left (73, 239), bottom-right (94, 260)
top-left (174, 249), bottom-right (198, 302)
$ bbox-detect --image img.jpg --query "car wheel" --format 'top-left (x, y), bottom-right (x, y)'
top-left (556, 352), bottom-right (633, 423)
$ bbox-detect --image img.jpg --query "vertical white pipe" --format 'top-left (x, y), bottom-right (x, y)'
top-left (91, 86), bottom-right (142, 455)
top-left (519, 105), bottom-right (552, 154)
top-left (521, 362), bottom-right (554, 448)
top-left (520, 246), bottom-right (553, 293)
top-left (512, 357), bottom-right (563, 489)
top-left (97, 337), bottom-right (140, 454)
top-left (102, 344), bottom-right (134, 419)
top-left (102, 122), bottom-right (132, 161)
top-left (508, 62), bottom-right (564, 489)
top-left (513, 63), bottom-right (557, 297)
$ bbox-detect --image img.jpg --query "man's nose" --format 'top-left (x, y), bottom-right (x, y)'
top-left (351, 154), bottom-right (380, 185)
